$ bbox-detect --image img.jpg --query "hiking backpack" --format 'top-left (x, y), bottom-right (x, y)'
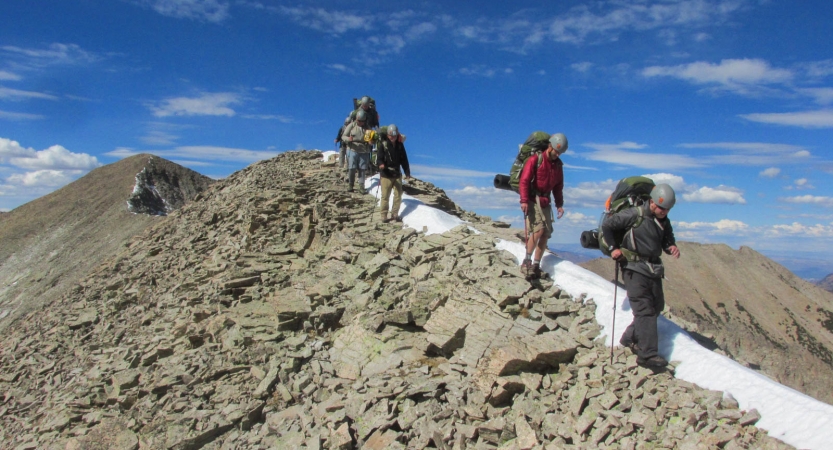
top-left (506, 131), bottom-right (551, 192)
top-left (580, 176), bottom-right (656, 256)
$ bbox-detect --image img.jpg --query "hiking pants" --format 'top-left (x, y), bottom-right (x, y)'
top-left (347, 151), bottom-right (370, 191)
top-left (339, 145), bottom-right (347, 169)
top-left (380, 176), bottom-right (403, 218)
top-left (620, 269), bottom-right (665, 359)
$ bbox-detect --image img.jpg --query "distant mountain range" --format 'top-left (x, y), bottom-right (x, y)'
top-left (819, 273), bottom-right (833, 293)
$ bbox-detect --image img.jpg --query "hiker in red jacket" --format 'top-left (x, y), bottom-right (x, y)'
top-left (519, 133), bottom-right (567, 279)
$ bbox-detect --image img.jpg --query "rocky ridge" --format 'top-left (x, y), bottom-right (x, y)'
top-left (0, 151), bottom-right (790, 449)
top-left (0, 154), bottom-right (213, 334)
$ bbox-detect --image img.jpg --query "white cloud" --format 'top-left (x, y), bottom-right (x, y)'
top-left (0, 86), bottom-right (59, 101)
top-left (678, 142), bottom-right (812, 165)
top-left (799, 87), bottom-right (833, 105)
top-left (106, 145), bottom-right (279, 163)
top-left (767, 222), bottom-right (833, 238)
top-left (759, 167), bottom-right (780, 178)
top-left (409, 164), bottom-right (494, 180)
top-left (0, 138), bottom-right (100, 170)
top-left (458, 65), bottom-right (501, 78)
top-left (0, 71), bottom-right (21, 81)
top-left (150, 92), bottom-right (242, 117)
top-left (682, 185), bottom-right (746, 204)
top-left (642, 58), bottom-right (793, 96)
top-left (780, 195), bottom-right (833, 207)
top-left (1, 43), bottom-right (100, 66)
top-left (739, 109), bottom-right (833, 129)
top-left (132, 0), bottom-right (229, 22)
top-left (571, 62), bottom-right (593, 73)
top-left (6, 169), bottom-right (81, 187)
top-left (445, 185), bottom-right (519, 210)
top-left (676, 219), bottom-right (749, 233)
top-left (278, 6), bottom-right (371, 34)
top-left (580, 142), bottom-right (705, 170)
top-left (0, 110), bottom-right (44, 120)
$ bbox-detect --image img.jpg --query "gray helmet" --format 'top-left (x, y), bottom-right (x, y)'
top-left (549, 133), bottom-right (568, 153)
top-left (356, 109), bottom-right (368, 122)
top-left (387, 124), bottom-right (398, 136)
top-left (651, 184), bottom-right (676, 210)
top-left (360, 96), bottom-right (371, 106)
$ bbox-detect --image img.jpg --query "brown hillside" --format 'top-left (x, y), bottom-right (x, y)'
top-left (581, 241), bottom-right (833, 404)
top-left (0, 154), bottom-right (213, 331)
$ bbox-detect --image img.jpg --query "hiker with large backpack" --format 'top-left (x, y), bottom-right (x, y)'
top-left (353, 96), bottom-right (380, 129)
top-left (518, 132), bottom-right (568, 280)
top-left (334, 114), bottom-right (351, 176)
top-left (341, 109), bottom-right (374, 193)
top-left (375, 124), bottom-right (410, 223)
top-left (601, 183), bottom-right (680, 369)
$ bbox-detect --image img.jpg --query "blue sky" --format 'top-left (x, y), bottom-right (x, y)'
top-left (1, 0), bottom-right (832, 268)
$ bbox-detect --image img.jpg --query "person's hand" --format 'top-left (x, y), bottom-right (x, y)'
top-left (667, 245), bottom-right (681, 259)
top-left (556, 207), bottom-right (564, 219)
top-left (611, 249), bottom-right (625, 262)
top-left (379, 164), bottom-right (385, 170)
top-left (521, 203), bottom-right (529, 214)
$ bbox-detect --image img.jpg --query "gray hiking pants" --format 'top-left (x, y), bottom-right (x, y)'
top-left (620, 269), bottom-right (665, 359)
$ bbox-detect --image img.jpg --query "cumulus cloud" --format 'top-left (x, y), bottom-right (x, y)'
top-left (759, 167), bottom-right (780, 178)
top-left (130, 0), bottom-right (229, 22)
top-left (739, 110), bottom-right (833, 129)
top-left (150, 92), bottom-right (242, 117)
top-left (0, 138), bottom-right (100, 170)
top-left (682, 185), bottom-right (746, 204)
top-left (107, 145), bottom-right (279, 163)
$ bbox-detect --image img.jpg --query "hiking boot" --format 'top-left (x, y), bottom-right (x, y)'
top-left (636, 355), bottom-right (668, 368)
top-left (381, 213), bottom-right (390, 223)
top-left (531, 263), bottom-right (542, 280)
top-left (520, 259), bottom-right (534, 278)
top-left (393, 215), bottom-right (403, 222)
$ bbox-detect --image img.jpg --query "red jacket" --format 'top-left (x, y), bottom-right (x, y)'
top-left (519, 154), bottom-right (564, 208)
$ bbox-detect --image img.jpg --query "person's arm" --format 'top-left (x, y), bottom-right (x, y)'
top-left (400, 143), bottom-right (410, 178)
top-left (663, 219), bottom-right (680, 258)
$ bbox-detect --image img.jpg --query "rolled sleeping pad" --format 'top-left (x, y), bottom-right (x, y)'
top-left (580, 229), bottom-right (600, 249)
top-left (493, 174), bottom-right (513, 191)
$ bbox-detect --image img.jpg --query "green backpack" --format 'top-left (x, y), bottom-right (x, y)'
top-left (596, 176), bottom-right (656, 257)
top-left (507, 131), bottom-right (551, 192)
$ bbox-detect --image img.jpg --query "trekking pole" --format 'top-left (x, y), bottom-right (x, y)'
top-left (610, 261), bottom-right (620, 365)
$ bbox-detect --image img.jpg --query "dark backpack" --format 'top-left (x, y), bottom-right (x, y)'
top-left (507, 131), bottom-right (551, 192)
top-left (580, 176), bottom-right (655, 256)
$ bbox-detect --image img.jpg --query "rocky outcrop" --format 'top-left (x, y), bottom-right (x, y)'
top-left (0, 151), bottom-right (791, 449)
top-left (582, 243), bottom-right (833, 405)
top-left (127, 156), bottom-right (214, 215)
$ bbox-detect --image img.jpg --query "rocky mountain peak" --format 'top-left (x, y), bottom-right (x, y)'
top-left (0, 151), bottom-right (791, 449)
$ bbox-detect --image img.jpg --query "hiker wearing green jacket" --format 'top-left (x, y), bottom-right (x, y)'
top-left (601, 184), bottom-right (680, 369)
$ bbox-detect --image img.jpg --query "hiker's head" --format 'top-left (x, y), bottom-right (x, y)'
top-left (356, 109), bottom-right (368, 125)
top-left (546, 133), bottom-right (568, 160)
top-left (360, 96), bottom-right (371, 110)
top-left (650, 183), bottom-right (676, 216)
top-left (549, 133), bottom-right (568, 154)
top-left (387, 124), bottom-right (399, 141)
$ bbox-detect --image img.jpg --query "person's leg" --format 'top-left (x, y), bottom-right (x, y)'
top-left (357, 152), bottom-right (369, 191)
top-left (347, 149), bottom-right (358, 191)
top-left (622, 270), bottom-right (661, 360)
top-left (380, 176), bottom-right (393, 220)
top-left (391, 177), bottom-right (403, 220)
